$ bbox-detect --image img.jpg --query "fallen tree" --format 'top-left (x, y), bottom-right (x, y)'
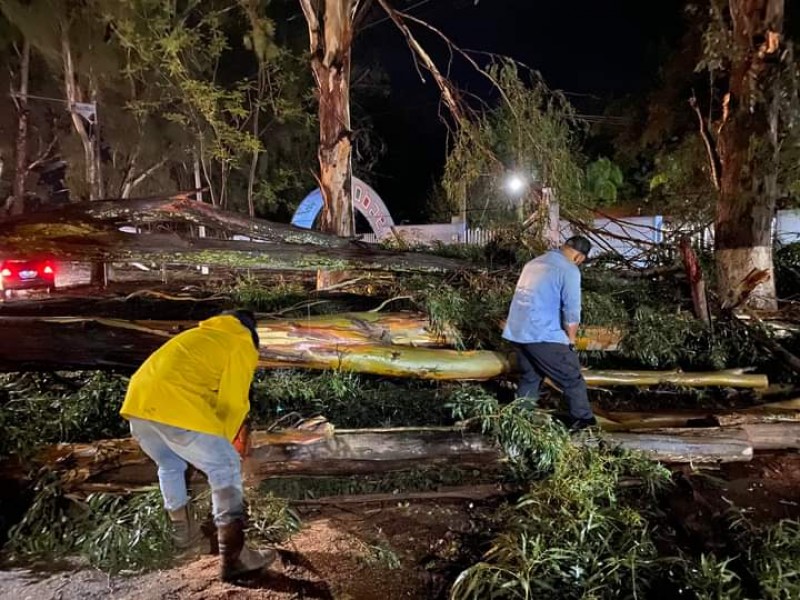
top-left (0, 316), bottom-right (766, 386)
top-left (0, 314), bottom-right (621, 371)
top-left (0, 424), bottom-right (765, 494)
top-left (0, 195), bottom-right (467, 273)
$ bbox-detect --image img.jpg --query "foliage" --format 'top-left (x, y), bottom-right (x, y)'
top-left (0, 371), bottom-right (129, 461)
top-left (5, 482), bottom-right (300, 573)
top-left (447, 386), bottom-right (677, 599)
top-left (775, 242), bottom-right (800, 300)
top-left (6, 482), bottom-right (174, 574)
top-left (745, 519), bottom-right (800, 599)
top-left (620, 307), bottom-right (764, 371)
top-left (0, 0), bottom-right (316, 212)
top-left (250, 369), bottom-right (453, 429)
top-left (245, 491), bottom-right (302, 545)
top-left (443, 60), bottom-right (588, 231)
top-left (229, 275), bottom-right (307, 313)
top-left (585, 157), bottom-right (624, 205)
top-left (359, 539), bottom-right (401, 570)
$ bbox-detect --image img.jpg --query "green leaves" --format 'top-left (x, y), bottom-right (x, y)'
top-left (442, 60), bottom-right (587, 230)
top-left (585, 157), bottom-right (624, 205)
top-left (448, 387), bottom-right (674, 599)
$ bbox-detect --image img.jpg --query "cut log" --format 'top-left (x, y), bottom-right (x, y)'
top-left (740, 423), bottom-right (800, 451)
top-left (600, 399), bottom-right (800, 430)
top-left (600, 428), bottom-right (753, 464)
top-left (1, 424), bottom-right (768, 496)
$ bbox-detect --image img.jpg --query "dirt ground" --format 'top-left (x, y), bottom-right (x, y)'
top-left (0, 500), bottom-right (485, 600)
top-left (1, 454), bottom-right (798, 600)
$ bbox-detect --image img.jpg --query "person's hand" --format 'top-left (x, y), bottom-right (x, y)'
top-left (232, 420), bottom-right (251, 458)
top-left (569, 342), bottom-right (577, 352)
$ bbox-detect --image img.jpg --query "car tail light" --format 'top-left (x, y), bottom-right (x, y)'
top-left (0, 268), bottom-right (11, 278)
top-left (43, 265), bottom-right (54, 275)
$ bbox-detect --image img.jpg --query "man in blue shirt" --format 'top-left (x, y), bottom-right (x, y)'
top-left (502, 236), bottom-right (596, 430)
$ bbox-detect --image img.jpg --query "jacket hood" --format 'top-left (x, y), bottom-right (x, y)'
top-left (199, 314), bottom-right (260, 350)
top-left (198, 314), bottom-right (252, 336)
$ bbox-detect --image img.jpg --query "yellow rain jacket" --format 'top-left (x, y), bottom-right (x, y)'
top-left (120, 315), bottom-right (259, 441)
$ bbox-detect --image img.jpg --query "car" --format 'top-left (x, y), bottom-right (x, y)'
top-left (0, 258), bottom-right (57, 299)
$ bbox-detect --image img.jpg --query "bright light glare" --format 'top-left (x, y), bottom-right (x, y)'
top-left (505, 174), bottom-right (526, 194)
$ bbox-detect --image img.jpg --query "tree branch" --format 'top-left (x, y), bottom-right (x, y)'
top-left (689, 94), bottom-right (722, 191)
top-left (375, 0), bottom-right (464, 122)
top-left (121, 158), bottom-right (168, 199)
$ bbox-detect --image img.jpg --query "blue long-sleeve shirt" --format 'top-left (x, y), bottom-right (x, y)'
top-left (502, 250), bottom-right (581, 345)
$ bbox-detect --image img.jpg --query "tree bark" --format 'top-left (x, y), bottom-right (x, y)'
top-left (9, 39), bottom-right (31, 217)
top-left (1, 425), bottom-right (764, 492)
top-left (0, 194), bottom-right (351, 247)
top-left (300, 0), bottom-right (355, 237)
top-left (61, 29), bottom-right (99, 202)
top-left (679, 237), bottom-right (710, 322)
top-left (714, 0), bottom-right (785, 310)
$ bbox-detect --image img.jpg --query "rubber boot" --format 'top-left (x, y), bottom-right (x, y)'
top-left (218, 518), bottom-right (276, 582)
top-left (168, 505), bottom-right (201, 550)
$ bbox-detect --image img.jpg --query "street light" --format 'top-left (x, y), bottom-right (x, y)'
top-left (504, 173), bottom-right (527, 195)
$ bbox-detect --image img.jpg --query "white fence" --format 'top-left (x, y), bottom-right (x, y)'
top-left (360, 210), bottom-right (800, 260)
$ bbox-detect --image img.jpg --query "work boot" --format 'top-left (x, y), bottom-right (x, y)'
top-left (568, 416), bottom-right (598, 433)
top-left (168, 505), bottom-right (201, 550)
top-left (218, 518), bottom-right (276, 582)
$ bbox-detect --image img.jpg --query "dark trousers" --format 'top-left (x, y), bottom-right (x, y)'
top-left (512, 342), bottom-right (593, 420)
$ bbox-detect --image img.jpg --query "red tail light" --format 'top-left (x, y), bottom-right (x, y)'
top-left (0, 268), bottom-right (11, 278)
top-left (43, 265), bottom-right (54, 275)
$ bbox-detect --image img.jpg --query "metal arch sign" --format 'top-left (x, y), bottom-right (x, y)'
top-left (291, 177), bottom-right (395, 239)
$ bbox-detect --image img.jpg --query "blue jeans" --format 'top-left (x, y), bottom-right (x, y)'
top-left (513, 342), bottom-right (593, 421)
top-left (129, 418), bottom-right (244, 526)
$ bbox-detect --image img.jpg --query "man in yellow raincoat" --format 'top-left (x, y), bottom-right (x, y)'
top-left (120, 309), bottom-right (273, 582)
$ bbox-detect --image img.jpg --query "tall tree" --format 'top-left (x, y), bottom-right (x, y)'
top-left (697, 0), bottom-right (788, 309)
top-left (298, 0), bottom-right (367, 236)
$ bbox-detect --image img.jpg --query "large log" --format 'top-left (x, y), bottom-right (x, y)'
top-left (259, 344), bottom-right (768, 386)
top-left (0, 315), bottom-right (623, 372)
top-left (0, 194), bottom-right (350, 248)
top-left (0, 196), bottom-right (467, 273)
top-left (1, 425), bottom-right (761, 493)
top-left (602, 428), bottom-right (753, 463)
top-left (598, 399), bottom-right (800, 430)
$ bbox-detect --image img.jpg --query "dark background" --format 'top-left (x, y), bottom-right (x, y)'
top-left (353, 0), bottom-right (687, 222)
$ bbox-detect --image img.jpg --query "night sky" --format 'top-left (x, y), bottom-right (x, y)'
top-left (353, 0), bottom-right (686, 222)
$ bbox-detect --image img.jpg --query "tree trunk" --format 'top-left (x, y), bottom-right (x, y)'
top-left (61, 30), bottom-right (99, 202)
top-left (714, 0), bottom-right (785, 310)
top-left (0, 317), bottom-right (767, 388)
top-left (300, 0), bottom-right (355, 237)
top-left (1, 425), bottom-right (765, 492)
top-left (9, 39), bottom-right (31, 217)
